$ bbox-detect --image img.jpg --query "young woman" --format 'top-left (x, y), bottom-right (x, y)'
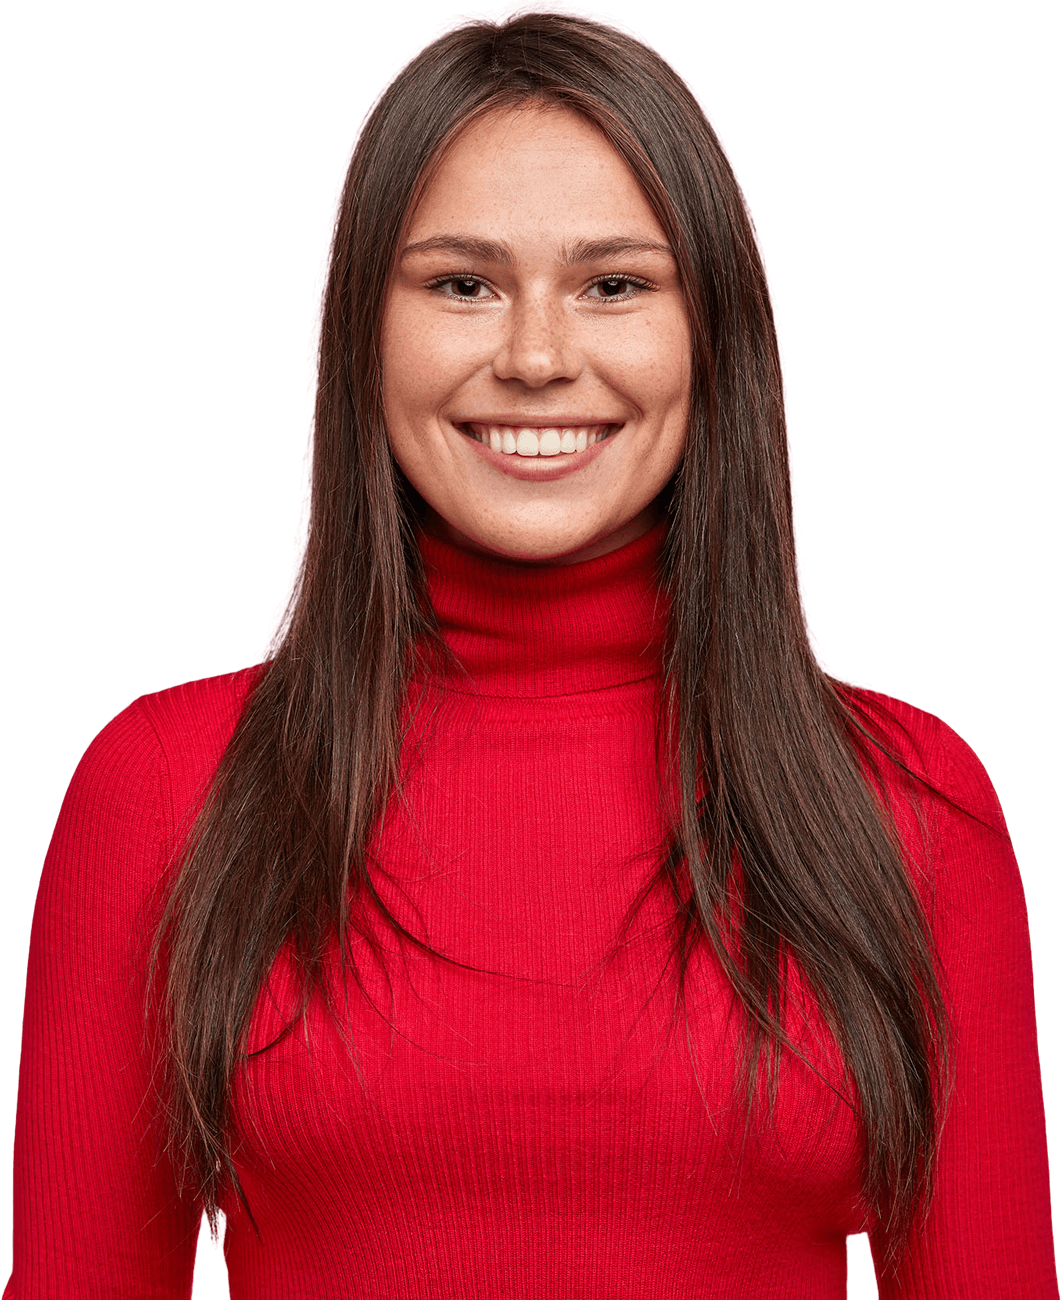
top-left (5, 13), bottom-right (1056, 1298)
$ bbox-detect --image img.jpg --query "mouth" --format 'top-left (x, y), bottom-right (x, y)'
top-left (459, 422), bottom-right (620, 458)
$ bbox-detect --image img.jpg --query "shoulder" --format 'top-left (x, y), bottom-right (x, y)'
top-left (131, 663), bottom-right (262, 740)
top-left (62, 666), bottom-right (264, 858)
top-left (842, 685), bottom-right (1008, 836)
top-left (34, 667), bottom-right (260, 946)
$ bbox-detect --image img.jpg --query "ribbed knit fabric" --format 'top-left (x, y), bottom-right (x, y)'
top-left (5, 522), bottom-right (1056, 1298)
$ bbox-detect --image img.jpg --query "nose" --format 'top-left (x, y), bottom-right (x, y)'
top-left (492, 293), bottom-right (582, 388)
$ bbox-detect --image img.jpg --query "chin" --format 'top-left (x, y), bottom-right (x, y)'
top-left (430, 513), bottom-right (597, 565)
top-left (475, 532), bottom-right (597, 564)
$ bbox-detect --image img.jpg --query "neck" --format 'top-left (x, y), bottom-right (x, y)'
top-left (418, 518), bottom-right (669, 698)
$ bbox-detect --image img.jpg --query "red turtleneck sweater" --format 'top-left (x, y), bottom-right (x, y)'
top-left (5, 526), bottom-right (1056, 1298)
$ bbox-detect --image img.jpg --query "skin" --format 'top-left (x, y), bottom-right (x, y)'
top-left (380, 103), bottom-right (692, 565)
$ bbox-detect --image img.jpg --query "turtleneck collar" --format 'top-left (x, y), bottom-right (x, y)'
top-left (418, 521), bottom-right (669, 698)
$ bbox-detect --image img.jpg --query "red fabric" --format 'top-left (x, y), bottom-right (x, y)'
top-left (5, 523), bottom-right (1056, 1298)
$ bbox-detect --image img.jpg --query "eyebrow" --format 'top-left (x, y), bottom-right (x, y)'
top-left (400, 235), bottom-right (675, 265)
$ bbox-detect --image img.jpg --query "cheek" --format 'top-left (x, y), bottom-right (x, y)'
top-left (382, 303), bottom-right (488, 425)
top-left (601, 314), bottom-right (691, 423)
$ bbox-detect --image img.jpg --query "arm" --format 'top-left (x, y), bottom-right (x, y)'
top-left (872, 720), bottom-right (1057, 1297)
top-left (3, 703), bottom-right (201, 1298)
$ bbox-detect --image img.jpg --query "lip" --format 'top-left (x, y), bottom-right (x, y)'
top-left (452, 418), bottom-right (622, 482)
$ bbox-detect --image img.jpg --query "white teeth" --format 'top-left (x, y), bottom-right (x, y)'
top-left (470, 424), bottom-right (612, 455)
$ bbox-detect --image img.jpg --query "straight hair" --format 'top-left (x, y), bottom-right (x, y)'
top-left (148, 12), bottom-right (948, 1262)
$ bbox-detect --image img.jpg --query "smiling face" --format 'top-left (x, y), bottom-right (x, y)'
top-left (380, 103), bottom-right (691, 564)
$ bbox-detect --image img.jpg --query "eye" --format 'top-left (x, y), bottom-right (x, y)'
top-left (428, 275), bottom-right (496, 300)
top-left (583, 275), bottom-right (654, 302)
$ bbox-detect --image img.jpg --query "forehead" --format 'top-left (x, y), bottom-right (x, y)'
top-left (437, 104), bottom-right (626, 186)
top-left (405, 104), bottom-right (667, 247)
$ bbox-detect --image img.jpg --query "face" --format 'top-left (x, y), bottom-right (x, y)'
top-left (380, 104), bottom-right (691, 564)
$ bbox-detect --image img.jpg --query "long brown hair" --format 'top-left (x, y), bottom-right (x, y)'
top-left (149, 12), bottom-right (947, 1259)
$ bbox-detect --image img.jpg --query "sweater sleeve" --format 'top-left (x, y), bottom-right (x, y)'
top-left (3, 702), bottom-right (201, 1298)
top-left (870, 719), bottom-right (1057, 1297)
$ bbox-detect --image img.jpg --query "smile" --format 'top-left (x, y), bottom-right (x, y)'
top-left (462, 423), bottom-right (617, 458)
